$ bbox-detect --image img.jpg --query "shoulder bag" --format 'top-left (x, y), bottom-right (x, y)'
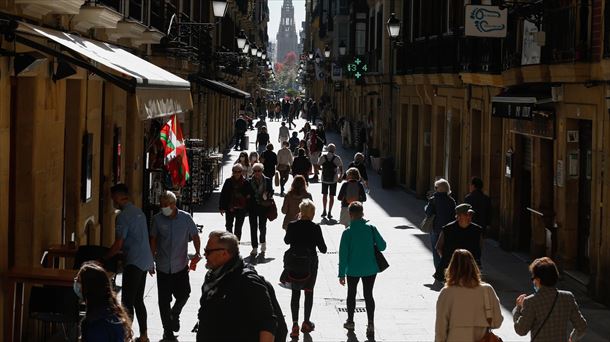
top-left (371, 227), bottom-right (389, 272)
top-left (531, 291), bottom-right (559, 341)
top-left (478, 286), bottom-right (503, 342)
top-left (420, 198), bottom-right (435, 233)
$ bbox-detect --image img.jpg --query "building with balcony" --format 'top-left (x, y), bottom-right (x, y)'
top-left (307, 0), bottom-right (610, 306)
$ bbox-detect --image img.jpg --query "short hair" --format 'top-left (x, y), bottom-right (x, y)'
top-left (282, 141), bottom-right (289, 147)
top-left (444, 249), bottom-right (481, 287)
top-left (471, 177), bottom-right (484, 190)
top-left (346, 167), bottom-right (361, 181)
top-left (298, 148), bottom-right (306, 157)
top-left (299, 199), bottom-right (316, 220)
top-left (327, 143), bottom-right (336, 153)
top-left (110, 183), bottom-right (129, 196)
top-left (529, 257), bottom-right (559, 287)
top-left (159, 190), bottom-right (177, 204)
top-left (281, 121), bottom-right (286, 126)
top-left (208, 230), bottom-right (239, 256)
top-left (252, 162), bottom-right (264, 172)
top-left (434, 178), bottom-right (451, 194)
top-left (348, 201), bottom-right (364, 216)
top-left (232, 164), bottom-right (244, 172)
top-left (292, 131), bottom-right (298, 136)
top-left (354, 152), bottom-right (365, 162)
top-left (266, 143), bottom-right (274, 151)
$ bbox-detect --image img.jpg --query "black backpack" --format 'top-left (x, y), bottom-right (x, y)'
top-left (243, 267), bottom-right (288, 342)
top-left (321, 155), bottom-right (337, 182)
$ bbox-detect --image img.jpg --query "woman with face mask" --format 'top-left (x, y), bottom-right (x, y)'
top-left (247, 152), bottom-right (259, 178)
top-left (235, 151), bottom-right (250, 176)
top-left (76, 261), bottom-right (133, 341)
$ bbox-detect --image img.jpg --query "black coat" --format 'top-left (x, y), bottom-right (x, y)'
top-left (197, 259), bottom-right (277, 342)
top-left (464, 189), bottom-right (491, 228)
top-left (291, 156), bottom-right (312, 178)
top-left (219, 177), bottom-right (253, 211)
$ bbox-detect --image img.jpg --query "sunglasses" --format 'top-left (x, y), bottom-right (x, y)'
top-left (204, 248), bottom-right (226, 255)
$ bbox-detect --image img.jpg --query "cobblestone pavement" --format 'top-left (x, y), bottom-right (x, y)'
top-left (127, 117), bottom-right (610, 341)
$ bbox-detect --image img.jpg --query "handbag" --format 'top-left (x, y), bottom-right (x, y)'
top-left (370, 227), bottom-right (389, 272)
top-left (274, 171), bottom-right (280, 187)
top-left (420, 215), bottom-right (435, 233)
top-left (478, 286), bottom-right (503, 342)
top-left (266, 199), bottom-right (278, 221)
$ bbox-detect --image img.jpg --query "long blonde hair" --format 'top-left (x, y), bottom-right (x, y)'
top-left (444, 249), bottom-right (481, 288)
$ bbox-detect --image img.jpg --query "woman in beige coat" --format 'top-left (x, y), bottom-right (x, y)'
top-left (281, 175), bottom-right (312, 229)
top-left (435, 249), bottom-right (503, 342)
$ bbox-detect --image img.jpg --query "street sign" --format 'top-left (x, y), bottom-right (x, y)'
top-left (465, 5), bottom-right (507, 38)
top-left (331, 62), bottom-right (342, 81)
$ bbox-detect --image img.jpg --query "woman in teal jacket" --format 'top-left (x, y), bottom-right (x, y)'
top-left (338, 201), bottom-right (387, 337)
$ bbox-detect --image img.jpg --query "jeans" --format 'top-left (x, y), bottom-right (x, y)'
top-left (346, 275), bottom-right (376, 323)
top-left (157, 267), bottom-right (190, 332)
top-left (430, 232), bottom-right (441, 269)
top-left (248, 206), bottom-right (268, 249)
top-left (122, 265), bottom-right (148, 333)
top-left (225, 209), bottom-right (247, 241)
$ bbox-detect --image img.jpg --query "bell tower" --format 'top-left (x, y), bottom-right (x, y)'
top-left (276, 0), bottom-right (298, 62)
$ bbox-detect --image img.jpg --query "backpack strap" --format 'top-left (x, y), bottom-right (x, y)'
top-left (532, 291), bottom-right (559, 341)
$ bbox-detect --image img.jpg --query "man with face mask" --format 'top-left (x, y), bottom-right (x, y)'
top-left (105, 183), bottom-right (154, 342)
top-left (150, 190), bottom-right (201, 340)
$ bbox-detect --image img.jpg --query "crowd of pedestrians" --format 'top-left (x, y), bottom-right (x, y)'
top-left (69, 97), bottom-right (590, 342)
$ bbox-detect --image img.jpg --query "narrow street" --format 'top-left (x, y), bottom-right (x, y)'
top-left (133, 117), bottom-right (610, 342)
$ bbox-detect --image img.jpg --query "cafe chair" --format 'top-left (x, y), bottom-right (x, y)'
top-left (28, 285), bottom-right (80, 341)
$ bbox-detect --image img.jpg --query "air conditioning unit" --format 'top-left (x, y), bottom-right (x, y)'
top-left (552, 85), bottom-right (563, 102)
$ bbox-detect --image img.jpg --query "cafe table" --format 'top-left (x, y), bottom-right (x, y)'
top-left (3, 266), bottom-right (78, 342)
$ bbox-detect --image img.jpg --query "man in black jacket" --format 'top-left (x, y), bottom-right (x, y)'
top-left (464, 177), bottom-right (491, 231)
top-left (234, 115), bottom-right (248, 150)
top-left (197, 230), bottom-right (279, 342)
top-left (219, 164), bottom-right (253, 242)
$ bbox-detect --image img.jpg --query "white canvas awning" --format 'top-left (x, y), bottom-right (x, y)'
top-left (16, 22), bottom-right (193, 120)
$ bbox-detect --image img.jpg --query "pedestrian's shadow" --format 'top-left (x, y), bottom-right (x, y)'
top-left (256, 255), bottom-right (276, 264)
top-left (319, 218), bottom-right (339, 226)
top-left (424, 280), bottom-right (444, 292)
top-left (347, 331), bottom-right (376, 342)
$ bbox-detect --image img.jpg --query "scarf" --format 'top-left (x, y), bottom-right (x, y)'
top-left (251, 177), bottom-right (266, 204)
top-left (202, 256), bottom-right (243, 300)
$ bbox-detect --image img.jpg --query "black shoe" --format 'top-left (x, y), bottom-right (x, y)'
top-left (163, 331), bottom-right (177, 341)
top-left (171, 315), bottom-right (180, 332)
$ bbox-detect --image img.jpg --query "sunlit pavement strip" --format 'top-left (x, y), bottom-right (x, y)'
top-left (125, 117), bottom-right (609, 342)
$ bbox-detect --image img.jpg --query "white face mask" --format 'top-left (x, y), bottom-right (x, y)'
top-left (161, 206), bottom-right (173, 216)
top-left (240, 156), bottom-right (246, 161)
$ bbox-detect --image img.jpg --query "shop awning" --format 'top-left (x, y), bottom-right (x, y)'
top-left (192, 76), bottom-right (250, 99)
top-left (491, 85), bottom-right (553, 119)
top-left (15, 22), bottom-right (193, 120)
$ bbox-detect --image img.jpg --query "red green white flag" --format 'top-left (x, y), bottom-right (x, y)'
top-left (160, 115), bottom-right (190, 187)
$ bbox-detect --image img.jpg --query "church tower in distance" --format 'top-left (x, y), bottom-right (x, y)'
top-left (276, 0), bottom-right (298, 63)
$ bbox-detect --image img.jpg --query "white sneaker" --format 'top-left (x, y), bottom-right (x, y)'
top-left (250, 247), bottom-right (258, 256)
top-left (261, 243), bottom-right (267, 253)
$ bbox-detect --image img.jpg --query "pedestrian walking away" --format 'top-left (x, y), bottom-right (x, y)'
top-left (425, 178), bottom-right (457, 277)
top-left (281, 175), bottom-right (313, 229)
top-left (319, 143), bottom-right (343, 219)
top-left (278, 121), bottom-right (290, 144)
top-left (337, 167), bottom-right (367, 227)
top-left (150, 191), bottom-right (202, 341)
top-left (219, 164), bottom-right (253, 242)
top-left (277, 141), bottom-right (294, 195)
top-left (196, 231), bottom-right (279, 342)
top-left (513, 257), bottom-right (587, 341)
top-left (464, 177), bottom-right (491, 232)
top-left (338, 202), bottom-right (386, 338)
top-left (248, 163), bottom-right (274, 257)
top-left (282, 199), bottom-right (327, 339)
top-left (435, 249), bottom-right (503, 342)
top-left (260, 143), bottom-right (278, 180)
top-left (434, 203), bottom-right (484, 281)
top-left (105, 184), bottom-right (154, 342)
top-left (76, 261), bottom-right (133, 342)
top-left (292, 148), bottom-right (313, 184)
